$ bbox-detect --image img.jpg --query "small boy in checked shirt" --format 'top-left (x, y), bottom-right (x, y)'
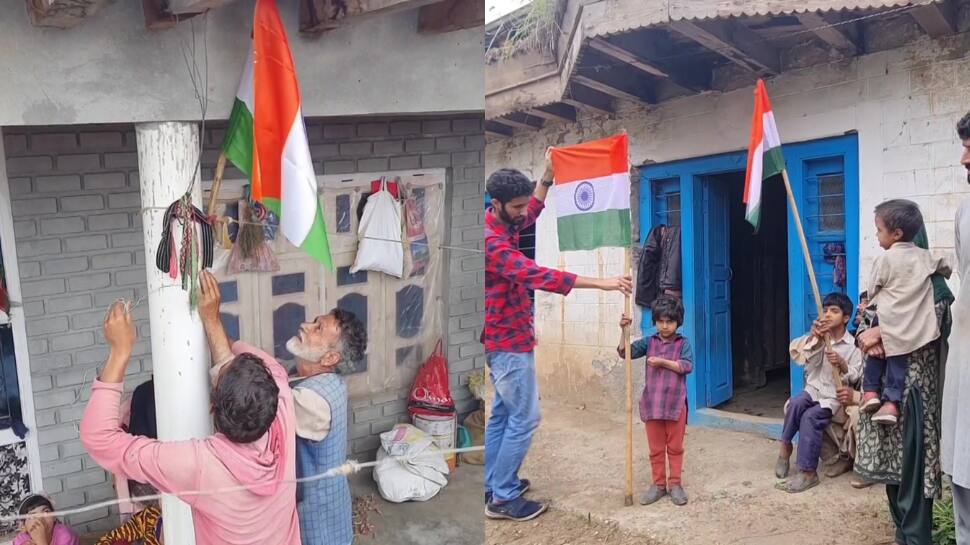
top-left (619, 296), bottom-right (693, 507)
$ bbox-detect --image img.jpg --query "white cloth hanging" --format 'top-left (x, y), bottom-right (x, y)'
top-left (351, 177), bottom-right (404, 278)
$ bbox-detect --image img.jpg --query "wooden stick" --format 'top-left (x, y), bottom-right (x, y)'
top-left (624, 247), bottom-right (634, 506)
top-left (207, 152), bottom-right (227, 217)
top-left (780, 169), bottom-right (844, 389)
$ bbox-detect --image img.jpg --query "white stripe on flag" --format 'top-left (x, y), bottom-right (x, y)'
top-left (280, 108), bottom-right (318, 246)
top-left (746, 140), bottom-right (764, 215)
top-left (236, 48), bottom-right (255, 113)
top-left (554, 172), bottom-right (630, 218)
top-left (763, 111), bottom-right (781, 149)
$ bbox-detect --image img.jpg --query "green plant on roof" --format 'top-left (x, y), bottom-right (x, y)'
top-left (487, 0), bottom-right (564, 61)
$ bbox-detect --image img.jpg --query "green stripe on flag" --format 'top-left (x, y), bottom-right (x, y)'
top-left (222, 98), bottom-right (254, 176)
top-left (763, 146), bottom-right (785, 180)
top-left (557, 209), bottom-right (632, 252)
top-left (745, 204), bottom-right (761, 230)
top-left (262, 197), bottom-right (334, 270)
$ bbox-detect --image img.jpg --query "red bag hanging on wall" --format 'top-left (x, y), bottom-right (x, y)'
top-left (408, 340), bottom-right (456, 417)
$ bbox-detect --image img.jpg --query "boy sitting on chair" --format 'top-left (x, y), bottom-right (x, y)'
top-left (775, 293), bottom-right (863, 493)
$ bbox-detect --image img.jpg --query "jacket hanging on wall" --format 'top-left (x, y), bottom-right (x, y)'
top-left (635, 225), bottom-right (682, 307)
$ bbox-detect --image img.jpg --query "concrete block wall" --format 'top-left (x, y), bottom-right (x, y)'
top-left (2, 125), bottom-right (151, 533)
top-left (486, 32), bottom-right (970, 411)
top-left (3, 114), bottom-right (484, 530)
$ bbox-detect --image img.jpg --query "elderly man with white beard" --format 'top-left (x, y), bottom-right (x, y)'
top-left (286, 310), bottom-right (367, 545)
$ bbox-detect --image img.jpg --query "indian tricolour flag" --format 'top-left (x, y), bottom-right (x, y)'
top-left (221, 0), bottom-right (333, 269)
top-left (744, 79), bottom-right (786, 231)
top-left (550, 134), bottom-right (632, 251)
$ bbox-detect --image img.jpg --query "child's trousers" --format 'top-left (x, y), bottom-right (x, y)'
top-left (864, 354), bottom-right (909, 403)
top-left (644, 409), bottom-right (687, 488)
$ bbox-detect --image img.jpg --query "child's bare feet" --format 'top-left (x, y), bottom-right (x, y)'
top-left (861, 392), bottom-right (882, 414)
top-left (872, 402), bottom-right (899, 425)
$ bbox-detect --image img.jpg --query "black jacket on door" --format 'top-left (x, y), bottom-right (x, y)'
top-left (635, 225), bottom-right (682, 308)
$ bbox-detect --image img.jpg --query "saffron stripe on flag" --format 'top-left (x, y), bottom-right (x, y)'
top-left (551, 134), bottom-right (629, 184)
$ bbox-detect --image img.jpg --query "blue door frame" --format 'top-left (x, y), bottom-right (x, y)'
top-left (640, 134), bottom-right (859, 437)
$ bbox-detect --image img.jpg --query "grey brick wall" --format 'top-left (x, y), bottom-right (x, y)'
top-left (3, 114), bottom-right (485, 531)
top-left (3, 125), bottom-right (151, 533)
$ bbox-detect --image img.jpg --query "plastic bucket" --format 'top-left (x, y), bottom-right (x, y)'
top-left (413, 412), bottom-right (457, 470)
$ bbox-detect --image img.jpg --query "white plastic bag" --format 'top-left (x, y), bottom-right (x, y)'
top-left (373, 424), bottom-right (449, 503)
top-left (351, 178), bottom-right (404, 277)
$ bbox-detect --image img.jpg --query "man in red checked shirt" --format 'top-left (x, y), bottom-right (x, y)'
top-left (483, 150), bottom-right (632, 522)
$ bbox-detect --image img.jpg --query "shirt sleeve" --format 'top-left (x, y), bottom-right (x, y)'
top-left (844, 344), bottom-right (864, 385)
top-left (293, 387), bottom-right (333, 442)
top-left (789, 334), bottom-right (823, 368)
top-left (627, 336), bottom-right (650, 360)
top-left (486, 236), bottom-right (577, 295)
top-left (678, 338), bottom-right (694, 375)
top-left (94, 514), bottom-right (142, 545)
top-left (521, 197), bottom-right (545, 230)
top-left (867, 254), bottom-right (889, 301)
top-left (80, 381), bottom-right (204, 506)
top-left (52, 523), bottom-right (79, 545)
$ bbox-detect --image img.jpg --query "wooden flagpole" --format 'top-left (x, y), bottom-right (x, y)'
top-left (624, 247), bottom-right (634, 506)
top-left (780, 169), bottom-right (844, 388)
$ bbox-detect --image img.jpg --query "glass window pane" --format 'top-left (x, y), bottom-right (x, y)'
top-left (336, 194), bottom-right (351, 233)
top-left (819, 174), bottom-right (845, 232)
top-left (219, 281), bottom-right (238, 303)
top-left (221, 312), bottom-right (241, 342)
top-left (336, 266), bottom-right (368, 286)
top-left (272, 273), bottom-right (305, 296)
top-left (273, 303), bottom-right (306, 359)
top-left (396, 285), bottom-right (424, 339)
top-left (667, 194), bottom-right (681, 227)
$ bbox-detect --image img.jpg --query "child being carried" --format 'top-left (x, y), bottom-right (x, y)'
top-left (861, 199), bottom-right (951, 425)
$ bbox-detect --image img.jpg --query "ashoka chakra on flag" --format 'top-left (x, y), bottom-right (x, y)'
top-left (550, 134), bottom-right (632, 251)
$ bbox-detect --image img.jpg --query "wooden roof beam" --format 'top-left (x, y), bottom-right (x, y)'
top-left (166, 0), bottom-right (237, 13)
top-left (27, 0), bottom-right (109, 28)
top-left (143, 0), bottom-right (201, 30)
top-left (588, 37), bottom-right (707, 93)
top-left (418, 0), bottom-right (484, 33)
top-left (795, 12), bottom-right (859, 55)
top-left (562, 84), bottom-right (614, 117)
top-left (527, 103), bottom-right (577, 124)
top-left (491, 113), bottom-right (544, 132)
top-left (485, 121), bottom-right (514, 138)
top-left (910, 1), bottom-right (957, 38)
top-left (572, 72), bottom-right (654, 106)
top-left (301, 0), bottom-right (442, 34)
top-left (668, 19), bottom-right (780, 75)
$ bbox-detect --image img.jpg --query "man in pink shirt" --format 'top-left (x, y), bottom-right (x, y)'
top-left (80, 270), bottom-right (300, 545)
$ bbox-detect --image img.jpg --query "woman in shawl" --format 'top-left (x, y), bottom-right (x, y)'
top-left (854, 225), bottom-right (954, 545)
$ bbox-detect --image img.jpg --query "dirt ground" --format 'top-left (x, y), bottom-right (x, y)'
top-left (486, 400), bottom-right (896, 545)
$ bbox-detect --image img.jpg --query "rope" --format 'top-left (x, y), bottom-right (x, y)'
top-left (139, 207), bottom-right (486, 254)
top-left (0, 445), bottom-right (485, 524)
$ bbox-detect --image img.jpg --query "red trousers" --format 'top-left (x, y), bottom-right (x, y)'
top-left (644, 409), bottom-right (687, 488)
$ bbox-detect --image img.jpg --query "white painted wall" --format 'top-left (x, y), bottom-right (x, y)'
top-left (486, 32), bottom-right (970, 409)
top-left (0, 0), bottom-right (483, 126)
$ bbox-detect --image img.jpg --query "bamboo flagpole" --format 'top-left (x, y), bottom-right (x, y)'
top-left (624, 247), bottom-right (634, 506)
top-left (747, 80), bottom-right (843, 388)
top-left (780, 169), bottom-right (844, 389)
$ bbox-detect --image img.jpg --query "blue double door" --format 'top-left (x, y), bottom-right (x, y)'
top-left (641, 135), bottom-right (859, 413)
